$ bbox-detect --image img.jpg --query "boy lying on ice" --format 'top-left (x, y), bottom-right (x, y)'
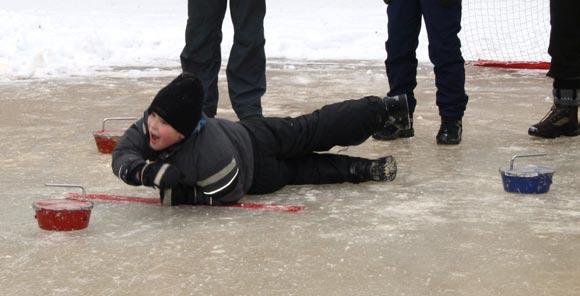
top-left (112, 74), bottom-right (410, 206)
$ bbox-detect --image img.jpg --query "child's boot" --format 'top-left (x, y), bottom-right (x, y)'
top-left (373, 94), bottom-right (412, 140)
top-left (349, 156), bottom-right (397, 183)
top-left (528, 88), bottom-right (580, 138)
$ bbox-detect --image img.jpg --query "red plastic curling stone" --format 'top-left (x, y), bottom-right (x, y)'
top-left (93, 117), bottom-right (137, 154)
top-left (93, 130), bottom-right (124, 154)
top-left (32, 199), bottom-right (94, 231)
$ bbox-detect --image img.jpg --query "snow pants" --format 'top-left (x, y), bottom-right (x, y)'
top-left (547, 0), bottom-right (580, 89)
top-left (385, 0), bottom-right (468, 118)
top-left (241, 96), bottom-right (387, 194)
top-left (180, 0), bottom-right (266, 119)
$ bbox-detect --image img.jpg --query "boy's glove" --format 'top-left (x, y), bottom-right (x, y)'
top-left (160, 184), bottom-right (193, 206)
top-left (159, 185), bottom-right (219, 206)
top-left (140, 162), bottom-right (183, 189)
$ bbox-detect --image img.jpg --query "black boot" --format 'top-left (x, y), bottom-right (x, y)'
top-left (436, 117), bottom-right (462, 145)
top-left (528, 104), bottom-right (579, 138)
top-left (373, 117), bottom-right (414, 140)
top-left (373, 94), bottom-right (412, 141)
top-left (349, 156), bottom-right (397, 183)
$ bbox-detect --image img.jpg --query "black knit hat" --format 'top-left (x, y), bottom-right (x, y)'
top-left (148, 74), bottom-right (204, 136)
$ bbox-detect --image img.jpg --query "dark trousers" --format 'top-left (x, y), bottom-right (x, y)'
top-left (241, 97), bottom-right (386, 194)
top-left (180, 0), bottom-right (266, 119)
top-left (385, 0), bottom-right (468, 118)
top-left (547, 0), bottom-right (580, 88)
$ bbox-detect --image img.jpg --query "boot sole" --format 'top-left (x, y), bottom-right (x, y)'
top-left (528, 127), bottom-right (580, 138)
top-left (373, 128), bottom-right (415, 141)
top-left (383, 156), bottom-right (397, 182)
top-left (436, 133), bottom-right (462, 145)
top-left (436, 139), bottom-right (461, 145)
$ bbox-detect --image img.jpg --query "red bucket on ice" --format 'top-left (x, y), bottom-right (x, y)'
top-left (93, 117), bottom-right (136, 154)
top-left (33, 199), bottom-right (93, 231)
top-left (35, 184), bottom-right (94, 231)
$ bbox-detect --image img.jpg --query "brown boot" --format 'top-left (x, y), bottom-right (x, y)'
top-left (528, 104), bottom-right (579, 138)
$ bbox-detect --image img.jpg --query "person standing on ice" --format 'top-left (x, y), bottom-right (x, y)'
top-left (375, 0), bottom-right (469, 145)
top-left (180, 0), bottom-right (266, 120)
top-left (112, 74), bottom-right (410, 206)
top-left (528, 0), bottom-right (580, 138)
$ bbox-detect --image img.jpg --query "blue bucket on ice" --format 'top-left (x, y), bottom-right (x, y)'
top-left (499, 153), bottom-right (554, 194)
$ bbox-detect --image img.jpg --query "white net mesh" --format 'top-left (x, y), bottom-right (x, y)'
top-left (460, 0), bottom-right (550, 63)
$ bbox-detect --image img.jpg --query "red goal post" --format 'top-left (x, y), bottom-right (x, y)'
top-left (460, 0), bottom-right (551, 70)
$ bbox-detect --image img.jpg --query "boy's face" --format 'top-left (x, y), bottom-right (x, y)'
top-left (147, 112), bottom-right (185, 151)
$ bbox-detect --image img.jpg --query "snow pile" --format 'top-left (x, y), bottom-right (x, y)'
top-left (0, 0), bottom-right (548, 81)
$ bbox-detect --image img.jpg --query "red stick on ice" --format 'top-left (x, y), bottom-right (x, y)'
top-left (66, 193), bottom-right (305, 213)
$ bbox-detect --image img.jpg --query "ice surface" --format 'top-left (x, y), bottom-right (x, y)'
top-left (0, 62), bottom-right (579, 295)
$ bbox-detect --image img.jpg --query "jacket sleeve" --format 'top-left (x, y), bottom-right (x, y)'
top-left (111, 117), bottom-right (149, 186)
top-left (195, 156), bottom-right (245, 205)
top-left (159, 158), bottom-right (243, 206)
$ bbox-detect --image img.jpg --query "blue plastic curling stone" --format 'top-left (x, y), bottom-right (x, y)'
top-left (499, 153), bottom-right (554, 194)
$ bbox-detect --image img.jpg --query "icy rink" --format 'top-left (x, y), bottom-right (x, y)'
top-left (0, 61), bottom-right (579, 295)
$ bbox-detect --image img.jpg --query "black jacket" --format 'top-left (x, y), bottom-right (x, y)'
top-left (112, 113), bottom-right (254, 205)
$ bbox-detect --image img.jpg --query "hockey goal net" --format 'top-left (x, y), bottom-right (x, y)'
top-left (460, 0), bottom-right (551, 69)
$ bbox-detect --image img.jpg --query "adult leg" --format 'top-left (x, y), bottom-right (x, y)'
top-left (180, 0), bottom-right (227, 118)
top-left (422, 0), bottom-right (468, 144)
top-left (385, 0), bottom-right (421, 112)
top-left (547, 0), bottom-right (580, 81)
top-left (376, 0), bottom-right (421, 140)
top-left (228, 0), bottom-right (266, 119)
top-left (421, 0), bottom-right (468, 119)
top-left (528, 0), bottom-right (580, 138)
